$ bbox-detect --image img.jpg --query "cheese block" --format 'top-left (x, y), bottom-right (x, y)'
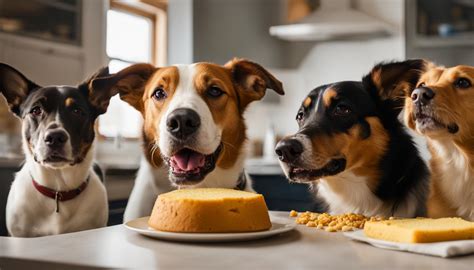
top-left (364, 217), bottom-right (474, 243)
top-left (148, 188), bottom-right (272, 233)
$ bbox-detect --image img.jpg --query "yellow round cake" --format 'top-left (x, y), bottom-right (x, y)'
top-left (148, 188), bottom-right (272, 233)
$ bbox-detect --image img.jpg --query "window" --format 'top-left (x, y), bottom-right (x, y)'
top-left (99, 2), bottom-right (165, 138)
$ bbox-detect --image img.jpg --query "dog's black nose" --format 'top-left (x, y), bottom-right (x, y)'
top-left (275, 139), bottom-right (303, 163)
top-left (166, 108), bottom-right (201, 140)
top-left (44, 130), bottom-right (68, 148)
top-left (411, 87), bottom-right (435, 105)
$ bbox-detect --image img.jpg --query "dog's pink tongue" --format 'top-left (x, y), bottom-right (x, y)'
top-left (173, 150), bottom-right (205, 171)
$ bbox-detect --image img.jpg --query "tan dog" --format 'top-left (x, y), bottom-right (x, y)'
top-left (92, 59), bottom-right (284, 221)
top-left (404, 63), bottom-right (474, 220)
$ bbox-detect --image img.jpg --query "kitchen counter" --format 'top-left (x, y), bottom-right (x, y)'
top-left (245, 158), bottom-right (284, 175)
top-left (1, 212), bottom-right (473, 269)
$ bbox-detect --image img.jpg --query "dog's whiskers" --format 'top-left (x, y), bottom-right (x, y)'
top-left (149, 142), bottom-right (160, 167)
top-left (221, 140), bottom-right (237, 151)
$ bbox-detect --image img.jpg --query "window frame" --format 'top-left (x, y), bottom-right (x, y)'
top-left (109, 1), bottom-right (158, 64)
top-left (98, 0), bottom-right (167, 140)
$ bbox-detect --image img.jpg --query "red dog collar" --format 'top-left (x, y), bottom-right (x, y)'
top-left (31, 174), bottom-right (90, 212)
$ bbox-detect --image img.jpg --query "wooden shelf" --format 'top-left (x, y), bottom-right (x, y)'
top-left (31, 0), bottom-right (81, 12)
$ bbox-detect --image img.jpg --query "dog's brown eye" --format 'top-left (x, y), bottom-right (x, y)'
top-left (30, 106), bottom-right (42, 116)
top-left (418, 82), bottom-right (426, 88)
top-left (296, 111), bottom-right (304, 121)
top-left (207, 86), bottom-right (224, 98)
top-left (152, 87), bottom-right (167, 100)
top-left (454, 78), bottom-right (471, 89)
top-left (72, 108), bottom-right (83, 116)
top-left (334, 104), bottom-right (351, 116)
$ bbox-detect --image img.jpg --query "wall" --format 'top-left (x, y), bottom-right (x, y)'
top-left (167, 0), bottom-right (194, 64)
top-left (193, 0), bottom-right (287, 68)
top-left (168, 0), bottom-right (288, 67)
top-left (82, 0), bottom-right (109, 77)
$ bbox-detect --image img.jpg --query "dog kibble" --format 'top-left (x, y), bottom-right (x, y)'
top-left (290, 210), bottom-right (389, 232)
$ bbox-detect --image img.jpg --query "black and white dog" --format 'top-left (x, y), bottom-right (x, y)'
top-left (1, 63), bottom-right (114, 237)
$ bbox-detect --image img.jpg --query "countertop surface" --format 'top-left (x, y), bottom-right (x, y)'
top-left (1, 212), bottom-right (473, 269)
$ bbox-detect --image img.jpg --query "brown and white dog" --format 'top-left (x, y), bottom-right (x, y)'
top-left (404, 63), bottom-right (474, 220)
top-left (1, 64), bottom-right (115, 237)
top-left (92, 59), bottom-right (284, 221)
top-left (276, 60), bottom-right (429, 217)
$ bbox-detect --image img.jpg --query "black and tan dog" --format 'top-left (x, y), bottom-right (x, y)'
top-left (276, 60), bottom-right (429, 217)
top-left (404, 63), bottom-right (474, 220)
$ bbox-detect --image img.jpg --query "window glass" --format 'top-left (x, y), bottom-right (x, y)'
top-left (106, 10), bottom-right (152, 62)
top-left (100, 9), bottom-right (153, 138)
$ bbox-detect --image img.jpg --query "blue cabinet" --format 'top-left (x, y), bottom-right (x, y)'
top-left (250, 174), bottom-right (322, 212)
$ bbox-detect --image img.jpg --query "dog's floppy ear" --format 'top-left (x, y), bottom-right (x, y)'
top-left (80, 66), bottom-right (114, 115)
top-left (362, 59), bottom-right (428, 114)
top-left (0, 63), bottom-right (40, 116)
top-left (91, 63), bottom-right (156, 114)
top-left (225, 58), bottom-right (284, 110)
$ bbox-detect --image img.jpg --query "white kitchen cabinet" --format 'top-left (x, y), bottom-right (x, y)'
top-left (0, 0), bottom-right (107, 86)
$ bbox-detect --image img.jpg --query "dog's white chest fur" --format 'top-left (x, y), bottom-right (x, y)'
top-left (6, 153), bottom-right (108, 237)
top-left (432, 140), bottom-right (474, 220)
top-left (317, 172), bottom-right (386, 216)
top-left (317, 171), bottom-right (418, 217)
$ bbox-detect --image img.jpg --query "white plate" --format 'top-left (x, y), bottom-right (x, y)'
top-left (124, 216), bottom-right (296, 243)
